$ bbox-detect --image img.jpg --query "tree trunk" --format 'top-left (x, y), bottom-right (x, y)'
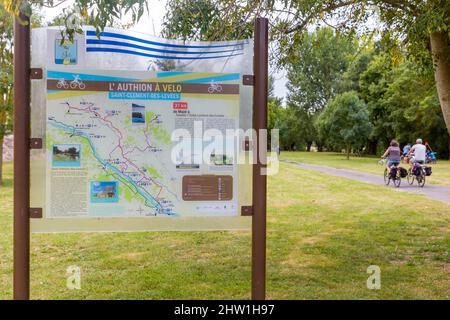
top-left (0, 134), bottom-right (3, 186)
top-left (430, 31), bottom-right (450, 159)
top-left (367, 140), bottom-right (377, 155)
top-left (346, 145), bottom-right (350, 160)
top-left (448, 134), bottom-right (450, 160)
top-left (306, 141), bottom-right (312, 152)
top-left (317, 143), bottom-right (323, 152)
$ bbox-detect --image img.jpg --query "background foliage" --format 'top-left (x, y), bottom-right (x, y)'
top-left (160, 0), bottom-right (450, 158)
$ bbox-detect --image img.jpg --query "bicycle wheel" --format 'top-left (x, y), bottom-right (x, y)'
top-left (384, 169), bottom-right (390, 185)
top-left (393, 176), bottom-right (401, 188)
top-left (407, 168), bottom-right (414, 185)
top-left (418, 174), bottom-right (426, 187)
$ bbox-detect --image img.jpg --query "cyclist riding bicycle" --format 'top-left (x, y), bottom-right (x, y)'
top-left (402, 143), bottom-right (411, 157)
top-left (407, 138), bottom-right (426, 165)
top-left (381, 139), bottom-right (401, 169)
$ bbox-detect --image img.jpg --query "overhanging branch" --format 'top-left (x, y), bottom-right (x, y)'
top-left (284, 0), bottom-right (358, 34)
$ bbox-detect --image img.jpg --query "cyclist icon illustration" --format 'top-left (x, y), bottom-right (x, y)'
top-left (70, 75), bottom-right (86, 90)
top-left (208, 80), bottom-right (222, 94)
top-left (56, 78), bottom-right (69, 89)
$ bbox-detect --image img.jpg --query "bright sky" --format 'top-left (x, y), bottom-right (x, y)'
top-left (41, 0), bottom-right (288, 101)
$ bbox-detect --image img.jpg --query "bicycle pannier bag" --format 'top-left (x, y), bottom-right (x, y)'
top-left (399, 167), bottom-right (408, 178)
top-left (413, 165), bottom-right (421, 176)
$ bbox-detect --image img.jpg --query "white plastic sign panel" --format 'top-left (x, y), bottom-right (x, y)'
top-left (30, 27), bottom-right (253, 232)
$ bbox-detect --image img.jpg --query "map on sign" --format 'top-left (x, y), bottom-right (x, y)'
top-left (45, 70), bottom-right (240, 218)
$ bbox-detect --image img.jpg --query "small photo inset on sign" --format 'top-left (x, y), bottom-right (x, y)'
top-left (90, 181), bottom-right (119, 203)
top-left (210, 153), bottom-right (233, 166)
top-left (132, 103), bottom-right (145, 124)
top-left (55, 39), bottom-right (77, 65)
top-left (52, 144), bottom-right (81, 167)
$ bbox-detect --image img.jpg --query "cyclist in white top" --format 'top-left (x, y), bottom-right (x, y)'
top-left (407, 138), bottom-right (427, 164)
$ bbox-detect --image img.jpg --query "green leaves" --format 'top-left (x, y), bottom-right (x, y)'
top-left (162, 0), bottom-right (254, 41)
top-left (160, 2), bottom-right (449, 150)
top-left (286, 27), bottom-right (355, 114)
top-left (316, 91), bottom-right (372, 154)
top-left (0, 5), bottom-right (13, 137)
top-left (0, 0), bottom-right (149, 41)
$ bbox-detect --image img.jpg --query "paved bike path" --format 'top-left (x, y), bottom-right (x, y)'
top-left (282, 160), bottom-right (450, 205)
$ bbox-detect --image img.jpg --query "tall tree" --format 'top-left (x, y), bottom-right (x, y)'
top-left (359, 51), bottom-right (449, 157)
top-left (286, 27), bottom-right (355, 150)
top-left (384, 62), bottom-right (448, 157)
top-left (287, 27), bottom-right (354, 114)
top-left (278, 104), bottom-right (316, 151)
top-left (316, 91), bottom-right (372, 159)
top-left (267, 75), bottom-right (283, 148)
top-left (358, 50), bottom-right (396, 153)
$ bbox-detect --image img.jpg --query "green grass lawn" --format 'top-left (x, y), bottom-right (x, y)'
top-left (53, 153), bottom-right (80, 162)
top-left (281, 151), bottom-right (450, 187)
top-left (0, 160), bottom-right (449, 299)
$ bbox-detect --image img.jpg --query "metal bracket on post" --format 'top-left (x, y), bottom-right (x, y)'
top-left (30, 68), bottom-right (43, 79)
top-left (241, 206), bottom-right (253, 216)
top-left (243, 75), bottom-right (255, 86)
top-left (243, 138), bottom-right (252, 151)
top-left (29, 208), bottom-right (42, 219)
top-left (29, 138), bottom-right (42, 149)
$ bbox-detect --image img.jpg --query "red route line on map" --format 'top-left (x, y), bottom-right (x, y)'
top-left (66, 102), bottom-right (164, 199)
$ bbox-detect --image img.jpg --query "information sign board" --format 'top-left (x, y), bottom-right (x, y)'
top-left (29, 27), bottom-right (254, 232)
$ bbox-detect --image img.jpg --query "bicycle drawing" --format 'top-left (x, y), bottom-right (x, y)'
top-left (56, 79), bottom-right (69, 89)
top-left (70, 75), bottom-right (86, 90)
top-left (208, 80), bottom-right (222, 94)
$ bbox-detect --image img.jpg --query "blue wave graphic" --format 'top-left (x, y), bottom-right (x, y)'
top-left (86, 39), bottom-right (243, 55)
top-left (156, 71), bottom-right (188, 78)
top-left (86, 30), bottom-right (248, 49)
top-left (86, 47), bottom-right (243, 60)
top-left (48, 70), bottom-right (239, 84)
top-left (180, 73), bottom-right (240, 83)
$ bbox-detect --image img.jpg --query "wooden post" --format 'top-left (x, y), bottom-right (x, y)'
top-left (252, 17), bottom-right (268, 300)
top-left (13, 11), bottom-right (31, 300)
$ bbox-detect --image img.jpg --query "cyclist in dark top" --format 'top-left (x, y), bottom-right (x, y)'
top-left (381, 140), bottom-right (401, 169)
